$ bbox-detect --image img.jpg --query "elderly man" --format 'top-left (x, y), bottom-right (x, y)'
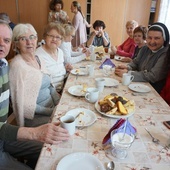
top-left (115, 22), bottom-right (170, 93)
top-left (0, 21), bottom-right (69, 169)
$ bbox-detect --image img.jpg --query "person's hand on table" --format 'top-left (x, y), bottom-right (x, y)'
top-left (84, 49), bottom-right (91, 57)
top-left (121, 57), bottom-right (132, 63)
top-left (65, 63), bottom-right (73, 72)
top-left (17, 122), bottom-right (70, 145)
top-left (115, 64), bottom-right (128, 77)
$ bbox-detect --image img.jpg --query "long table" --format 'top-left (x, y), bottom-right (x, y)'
top-left (35, 57), bottom-right (170, 170)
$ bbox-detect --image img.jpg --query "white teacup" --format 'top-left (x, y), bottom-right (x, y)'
top-left (95, 78), bottom-right (105, 93)
top-left (60, 115), bottom-right (75, 135)
top-left (87, 65), bottom-right (95, 77)
top-left (85, 87), bottom-right (99, 103)
top-left (122, 73), bottom-right (134, 85)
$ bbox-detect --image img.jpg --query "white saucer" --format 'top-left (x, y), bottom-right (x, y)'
top-left (71, 69), bottom-right (88, 76)
top-left (56, 152), bottom-right (104, 170)
top-left (104, 78), bottom-right (119, 87)
top-left (128, 83), bottom-right (151, 93)
top-left (65, 108), bottom-right (96, 127)
top-left (68, 85), bottom-right (86, 97)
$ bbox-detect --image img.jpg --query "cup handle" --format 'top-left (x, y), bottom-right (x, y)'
top-left (85, 93), bottom-right (90, 101)
top-left (130, 75), bottom-right (134, 82)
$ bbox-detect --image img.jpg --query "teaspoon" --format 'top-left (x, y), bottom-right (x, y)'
top-left (145, 128), bottom-right (160, 144)
top-left (107, 161), bottom-right (115, 170)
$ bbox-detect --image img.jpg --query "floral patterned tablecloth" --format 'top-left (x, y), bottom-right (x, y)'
top-left (35, 59), bottom-right (170, 170)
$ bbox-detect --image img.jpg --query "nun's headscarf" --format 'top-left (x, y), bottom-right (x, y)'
top-left (148, 22), bottom-right (169, 47)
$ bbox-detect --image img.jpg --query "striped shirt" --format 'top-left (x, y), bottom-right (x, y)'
top-left (0, 59), bottom-right (9, 129)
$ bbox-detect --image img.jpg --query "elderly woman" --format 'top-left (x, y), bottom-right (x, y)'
top-left (115, 22), bottom-right (170, 93)
top-left (9, 23), bottom-right (60, 127)
top-left (60, 24), bottom-right (90, 64)
top-left (86, 20), bottom-right (110, 47)
top-left (48, 0), bottom-right (69, 24)
top-left (121, 25), bottom-right (147, 62)
top-left (36, 22), bottom-right (72, 93)
top-left (111, 20), bottom-right (138, 58)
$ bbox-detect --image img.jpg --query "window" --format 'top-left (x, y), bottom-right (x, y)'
top-left (157, 0), bottom-right (170, 36)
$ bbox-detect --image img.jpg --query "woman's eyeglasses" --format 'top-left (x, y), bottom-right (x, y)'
top-left (18, 35), bottom-right (37, 42)
top-left (46, 34), bottom-right (63, 41)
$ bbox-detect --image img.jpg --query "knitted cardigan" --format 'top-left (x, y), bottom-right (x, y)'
top-left (9, 54), bottom-right (48, 127)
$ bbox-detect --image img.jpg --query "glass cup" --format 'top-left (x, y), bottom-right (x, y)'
top-left (110, 131), bottom-right (134, 159)
top-left (102, 65), bottom-right (113, 76)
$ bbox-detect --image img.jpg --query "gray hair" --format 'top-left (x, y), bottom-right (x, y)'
top-left (12, 23), bottom-right (37, 42)
top-left (63, 24), bottom-right (75, 36)
top-left (126, 20), bottom-right (138, 28)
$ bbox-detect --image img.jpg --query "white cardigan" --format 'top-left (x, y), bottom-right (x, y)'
top-left (35, 46), bottom-right (66, 92)
top-left (60, 41), bottom-right (86, 64)
top-left (9, 54), bottom-right (48, 126)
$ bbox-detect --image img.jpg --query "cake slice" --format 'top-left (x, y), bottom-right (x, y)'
top-left (117, 101), bottom-right (128, 115)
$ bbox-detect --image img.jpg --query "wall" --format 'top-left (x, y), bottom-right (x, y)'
top-left (0, 0), bottom-right (50, 41)
top-left (0, 0), bottom-right (152, 49)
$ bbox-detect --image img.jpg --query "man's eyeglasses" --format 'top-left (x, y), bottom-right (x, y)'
top-left (46, 34), bottom-right (62, 41)
top-left (18, 35), bottom-right (37, 42)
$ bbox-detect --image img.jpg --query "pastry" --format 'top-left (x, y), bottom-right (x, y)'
top-left (106, 107), bottom-right (118, 115)
top-left (107, 97), bottom-right (116, 107)
top-left (117, 101), bottom-right (128, 115)
top-left (100, 103), bottom-right (112, 112)
top-left (81, 84), bottom-right (87, 94)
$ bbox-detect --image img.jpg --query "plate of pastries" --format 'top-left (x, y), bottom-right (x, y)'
top-left (95, 93), bottom-right (135, 118)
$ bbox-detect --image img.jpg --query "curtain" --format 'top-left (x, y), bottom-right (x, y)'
top-left (158, 0), bottom-right (170, 32)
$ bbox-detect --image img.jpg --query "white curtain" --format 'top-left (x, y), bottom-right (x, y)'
top-left (158, 0), bottom-right (170, 32)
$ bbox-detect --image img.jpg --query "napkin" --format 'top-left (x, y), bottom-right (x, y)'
top-left (99, 58), bottom-right (115, 69)
top-left (102, 118), bottom-right (136, 145)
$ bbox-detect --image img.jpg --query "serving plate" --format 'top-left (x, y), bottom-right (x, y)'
top-left (71, 69), bottom-right (88, 76)
top-left (128, 83), bottom-right (151, 93)
top-left (57, 152), bottom-right (104, 170)
top-left (66, 108), bottom-right (96, 127)
top-left (95, 100), bottom-right (135, 119)
top-left (68, 85), bottom-right (86, 97)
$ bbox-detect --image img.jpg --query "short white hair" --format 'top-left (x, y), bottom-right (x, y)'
top-left (0, 21), bottom-right (13, 38)
top-left (12, 23), bottom-right (37, 42)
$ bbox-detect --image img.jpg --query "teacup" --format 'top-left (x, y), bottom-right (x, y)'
top-left (95, 78), bottom-right (105, 93)
top-left (60, 115), bottom-right (75, 135)
top-left (87, 65), bottom-right (95, 77)
top-left (85, 87), bottom-right (99, 103)
top-left (122, 73), bottom-right (134, 85)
